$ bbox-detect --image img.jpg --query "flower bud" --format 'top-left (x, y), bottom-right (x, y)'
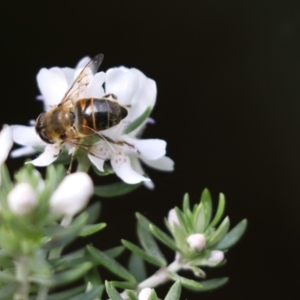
top-left (187, 233), bottom-right (206, 251)
top-left (208, 250), bottom-right (224, 263)
top-left (49, 172), bottom-right (93, 218)
top-left (7, 183), bottom-right (37, 216)
top-left (138, 288), bottom-right (152, 300)
top-left (167, 208), bottom-right (180, 228)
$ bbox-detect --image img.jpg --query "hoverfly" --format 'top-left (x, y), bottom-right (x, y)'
top-left (35, 54), bottom-right (131, 172)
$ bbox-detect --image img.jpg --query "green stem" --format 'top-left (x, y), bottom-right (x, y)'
top-left (14, 256), bottom-right (30, 300)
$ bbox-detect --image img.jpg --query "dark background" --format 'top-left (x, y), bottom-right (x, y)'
top-left (1, 1), bottom-right (299, 299)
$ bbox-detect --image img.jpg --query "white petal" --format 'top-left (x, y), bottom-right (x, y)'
top-left (130, 156), bottom-right (154, 189)
top-left (83, 72), bottom-right (105, 98)
top-left (11, 125), bottom-right (45, 147)
top-left (105, 68), bottom-right (139, 105)
top-left (0, 125), bottom-right (13, 164)
top-left (138, 288), bottom-right (152, 300)
top-left (208, 250), bottom-right (224, 263)
top-left (187, 234), bottom-right (206, 252)
top-left (88, 154), bottom-right (105, 172)
top-left (133, 139), bottom-right (166, 160)
top-left (27, 143), bottom-right (61, 166)
top-left (142, 156), bottom-right (174, 171)
top-left (111, 152), bottom-right (150, 184)
top-left (11, 146), bottom-right (37, 158)
top-left (50, 172), bottom-right (93, 217)
top-left (60, 67), bottom-right (76, 86)
top-left (37, 67), bottom-right (69, 109)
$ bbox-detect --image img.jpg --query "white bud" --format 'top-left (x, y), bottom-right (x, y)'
top-left (187, 233), bottom-right (206, 251)
top-left (7, 183), bottom-right (37, 216)
top-left (138, 288), bottom-right (152, 300)
top-left (167, 208), bottom-right (180, 227)
top-left (50, 172), bottom-right (93, 218)
top-left (208, 250), bottom-right (224, 263)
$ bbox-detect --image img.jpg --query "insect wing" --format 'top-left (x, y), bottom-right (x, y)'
top-left (60, 53), bottom-right (104, 105)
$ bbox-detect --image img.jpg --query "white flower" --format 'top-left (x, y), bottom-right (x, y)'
top-left (208, 250), bottom-right (224, 263)
top-left (7, 183), bottom-right (37, 216)
top-left (138, 288), bottom-right (153, 300)
top-left (0, 125), bottom-right (13, 185)
top-left (49, 172), bottom-right (93, 219)
top-left (187, 233), bottom-right (206, 252)
top-left (11, 57), bottom-right (174, 186)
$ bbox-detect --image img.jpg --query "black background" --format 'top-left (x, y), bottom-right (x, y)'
top-left (1, 1), bottom-right (299, 299)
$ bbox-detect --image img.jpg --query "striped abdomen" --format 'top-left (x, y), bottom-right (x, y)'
top-left (75, 98), bottom-right (128, 135)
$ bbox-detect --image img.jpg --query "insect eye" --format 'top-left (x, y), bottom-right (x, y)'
top-left (38, 129), bottom-right (52, 144)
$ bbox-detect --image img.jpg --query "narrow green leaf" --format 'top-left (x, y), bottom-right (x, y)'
top-left (207, 193), bottom-right (225, 230)
top-left (1, 163), bottom-right (13, 190)
top-left (31, 262), bottom-right (92, 287)
top-left (104, 245), bottom-right (126, 259)
top-left (200, 189), bottom-right (212, 229)
top-left (110, 281), bottom-right (137, 290)
top-left (123, 106), bottom-right (152, 134)
top-left (148, 289), bottom-right (159, 300)
top-left (43, 213), bottom-right (88, 249)
top-left (46, 285), bottom-right (86, 300)
top-left (128, 252), bottom-right (147, 282)
top-left (167, 272), bottom-right (203, 291)
top-left (87, 245), bottom-right (136, 282)
top-left (136, 213), bottom-right (151, 229)
top-left (105, 281), bottom-right (123, 300)
top-left (174, 207), bottom-right (190, 233)
top-left (196, 277), bottom-right (229, 291)
top-left (193, 203), bottom-right (206, 233)
top-left (0, 282), bottom-right (18, 300)
top-left (84, 267), bottom-right (103, 286)
top-left (216, 219), bottom-right (248, 250)
top-left (206, 217), bottom-right (230, 249)
top-left (126, 290), bottom-right (138, 300)
top-left (85, 202), bottom-right (101, 224)
top-left (79, 223), bottom-right (107, 237)
top-left (137, 221), bottom-right (166, 266)
top-left (0, 271), bottom-right (15, 282)
top-left (182, 193), bottom-right (190, 214)
top-left (94, 182), bottom-right (141, 197)
top-left (122, 240), bottom-right (163, 267)
top-left (164, 281), bottom-right (181, 300)
top-left (149, 224), bottom-right (180, 252)
top-left (70, 286), bottom-right (104, 300)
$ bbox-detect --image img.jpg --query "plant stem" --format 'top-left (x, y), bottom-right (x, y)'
top-left (14, 256), bottom-right (30, 300)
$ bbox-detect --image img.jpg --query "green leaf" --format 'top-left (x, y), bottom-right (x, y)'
top-left (94, 182), bottom-right (141, 197)
top-left (197, 277), bottom-right (229, 291)
top-left (31, 262), bottom-right (92, 287)
top-left (46, 285), bottom-right (86, 300)
top-left (149, 224), bottom-right (180, 252)
top-left (137, 220), bottom-right (166, 266)
top-left (136, 213), bottom-right (151, 229)
top-left (110, 281), bottom-right (137, 290)
top-left (216, 219), bottom-right (248, 250)
top-left (207, 193), bottom-right (225, 230)
top-left (43, 213), bottom-right (88, 249)
top-left (148, 289), bottom-right (159, 300)
top-left (206, 217), bottom-right (230, 249)
top-left (84, 267), bottom-right (102, 287)
top-left (70, 286), bottom-right (104, 300)
top-left (122, 240), bottom-right (163, 267)
top-left (79, 223), bottom-right (107, 237)
top-left (200, 189), bottom-right (212, 229)
top-left (174, 207), bottom-right (190, 233)
top-left (128, 252), bottom-right (147, 282)
top-left (0, 271), bottom-right (15, 283)
top-left (0, 282), bottom-right (18, 300)
top-left (92, 163), bottom-right (114, 176)
top-left (164, 281), bottom-right (181, 300)
top-left (167, 272), bottom-right (205, 291)
top-left (0, 163), bottom-right (13, 191)
top-left (104, 246), bottom-right (126, 259)
top-left (87, 245), bottom-right (136, 282)
top-left (85, 202), bottom-right (101, 224)
top-left (105, 281), bottom-right (123, 300)
top-left (193, 203), bottom-right (206, 233)
top-left (126, 290), bottom-right (138, 300)
top-left (123, 106), bottom-right (152, 134)
top-left (182, 193), bottom-right (190, 214)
